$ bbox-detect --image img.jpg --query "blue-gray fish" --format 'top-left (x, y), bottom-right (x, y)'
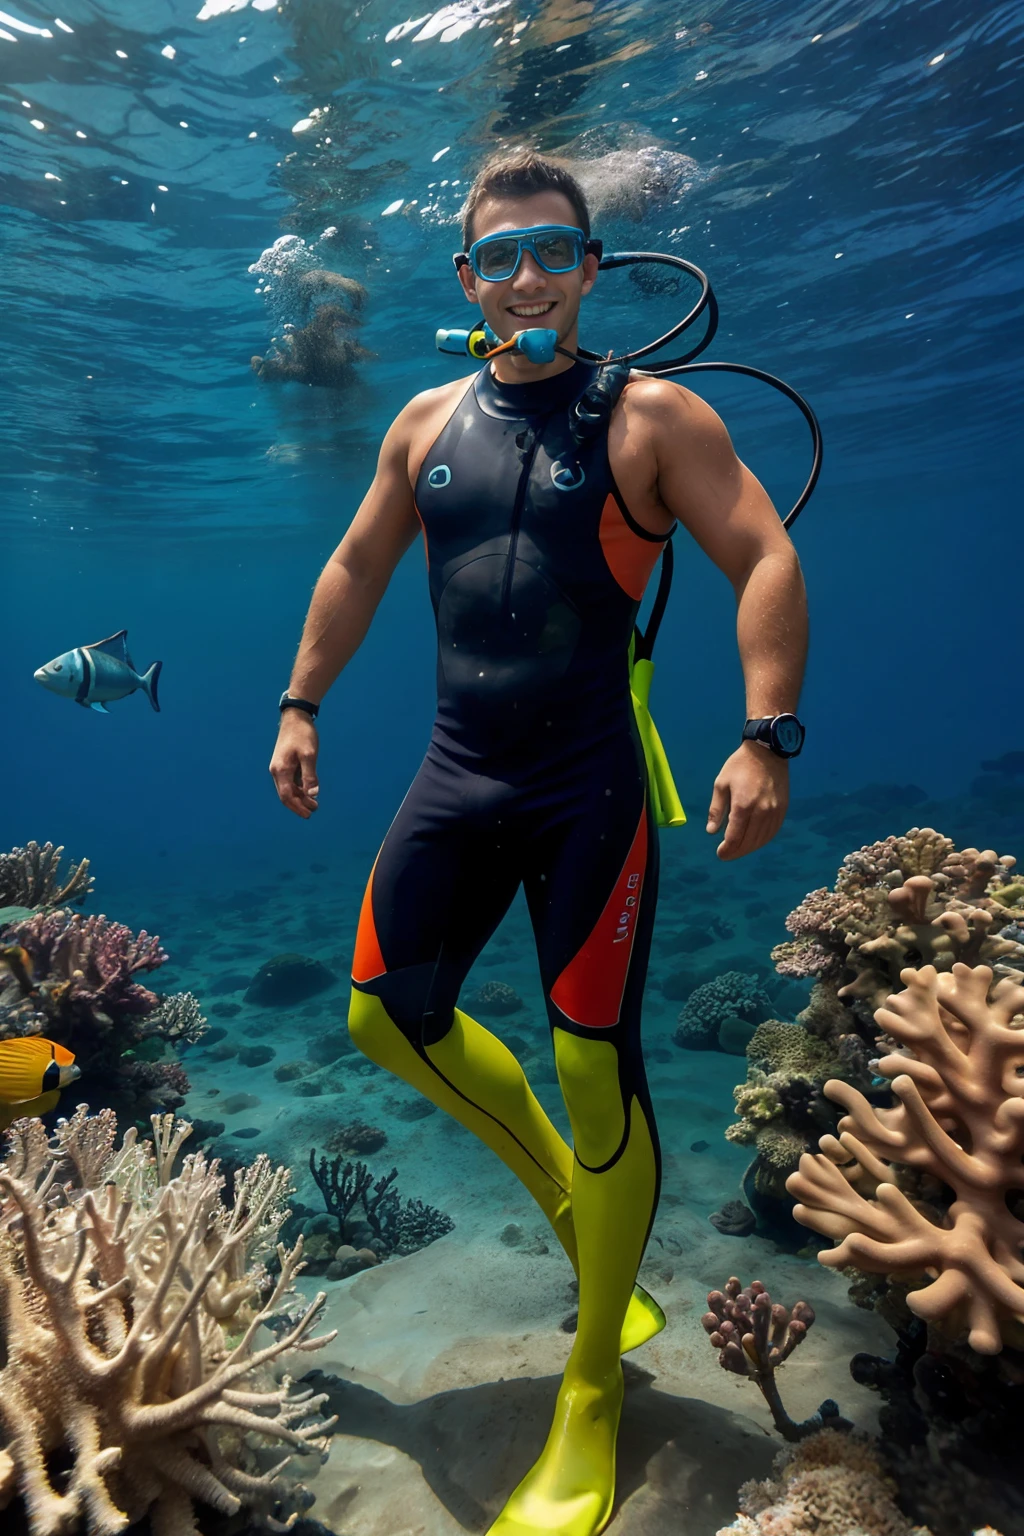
top-left (34, 630), bottom-right (162, 714)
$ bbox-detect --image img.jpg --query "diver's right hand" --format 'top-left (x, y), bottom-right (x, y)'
top-left (270, 715), bottom-right (320, 818)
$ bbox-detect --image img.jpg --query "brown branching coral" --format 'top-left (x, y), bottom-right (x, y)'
top-left (787, 963), bottom-right (1024, 1355)
top-left (0, 1105), bottom-right (336, 1534)
top-left (702, 1276), bottom-right (843, 1441)
top-left (0, 841), bottom-right (92, 914)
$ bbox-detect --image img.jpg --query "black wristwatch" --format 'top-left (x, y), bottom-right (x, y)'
top-left (742, 714), bottom-right (805, 759)
top-left (278, 691), bottom-right (320, 721)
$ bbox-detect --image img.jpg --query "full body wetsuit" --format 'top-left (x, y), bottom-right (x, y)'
top-left (348, 358), bottom-right (672, 1532)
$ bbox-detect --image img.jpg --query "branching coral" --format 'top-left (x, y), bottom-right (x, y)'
top-left (0, 841), bottom-right (93, 914)
top-left (787, 963), bottom-right (1024, 1355)
top-left (0, 910), bottom-right (206, 1115)
top-left (0, 1105), bottom-right (336, 1534)
top-left (716, 1429), bottom-right (937, 1536)
top-left (701, 1276), bottom-right (842, 1441)
top-left (11, 908), bottom-right (167, 1018)
top-left (308, 1149), bottom-right (454, 1259)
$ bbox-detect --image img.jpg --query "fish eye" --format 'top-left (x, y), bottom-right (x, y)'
top-left (52, 662), bottom-right (62, 672)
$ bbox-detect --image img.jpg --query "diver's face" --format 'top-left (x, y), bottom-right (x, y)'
top-left (457, 190), bottom-right (598, 349)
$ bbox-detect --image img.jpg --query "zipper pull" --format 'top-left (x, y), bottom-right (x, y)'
top-left (514, 426), bottom-right (536, 458)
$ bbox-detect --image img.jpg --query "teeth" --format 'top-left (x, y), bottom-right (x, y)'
top-left (510, 303), bottom-right (555, 316)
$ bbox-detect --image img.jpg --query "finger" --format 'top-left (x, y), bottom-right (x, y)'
top-left (717, 802), bottom-right (753, 860)
top-left (299, 751), bottom-right (320, 798)
top-left (729, 805), bottom-right (784, 861)
top-left (707, 780), bottom-right (729, 833)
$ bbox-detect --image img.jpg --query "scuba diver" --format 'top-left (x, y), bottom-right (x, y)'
top-left (270, 149), bottom-right (809, 1536)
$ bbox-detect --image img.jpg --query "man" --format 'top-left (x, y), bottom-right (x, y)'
top-left (271, 150), bottom-right (807, 1536)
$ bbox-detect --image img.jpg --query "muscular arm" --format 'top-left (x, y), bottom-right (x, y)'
top-left (286, 416), bottom-right (422, 705)
top-left (618, 378), bottom-right (808, 859)
top-left (270, 392), bottom-right (442, 818)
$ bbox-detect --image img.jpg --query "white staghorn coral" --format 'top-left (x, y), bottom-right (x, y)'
top-left (0, 1105), bottom-right (337, 1535)
top-left (787, 963), bottom-right (1024, 1354)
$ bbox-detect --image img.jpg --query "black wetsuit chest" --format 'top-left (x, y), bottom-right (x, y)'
top-left (415, 361), bottom-right (662, 759)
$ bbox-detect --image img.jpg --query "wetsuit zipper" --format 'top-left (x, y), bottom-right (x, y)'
top-left (501, 425), bottom-right (539, 617)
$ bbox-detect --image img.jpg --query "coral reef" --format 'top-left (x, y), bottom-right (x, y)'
top-left (325, 1119), bottom-right (387, 1155)
top-left (0, 1105), bottom-right (336, 1534)
top-left (673, 971), bottom-right (773, 1052)
top-left (728, 831), bottom-right (1024, 1232)
top-left (702, 1276), bottom-right (843, 1441)
top-left (0, 841), bottom-right (92, 914)
top-left (0, 906), bottom-right (203, 1115)
top-left (716, 1429), bottom-right (935, 1536)
top-left (306, 1149), bottom-right (454, 1266)
top-left (788, 963), bottom-right (1024, 1355)
top-left (772, 830), bottom-right (1023, 1017)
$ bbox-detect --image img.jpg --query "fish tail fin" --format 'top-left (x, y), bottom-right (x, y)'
top-left (141, 660), bottom-right (162, 712)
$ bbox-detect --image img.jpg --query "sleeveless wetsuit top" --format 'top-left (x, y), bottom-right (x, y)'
top-left (413, 359), bottom-right (671, 763)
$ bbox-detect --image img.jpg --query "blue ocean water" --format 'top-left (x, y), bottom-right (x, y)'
top-left (1, 3), bottom-right (1024, 1530)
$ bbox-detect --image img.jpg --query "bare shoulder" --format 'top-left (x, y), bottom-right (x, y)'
top-left (619, 372), bottom-right (727, 439)
top-left (388, 374), bottom-right (476, 485)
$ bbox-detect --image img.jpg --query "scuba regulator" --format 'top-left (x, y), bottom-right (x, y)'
top-left (435, 247), bottom-right (822, 531)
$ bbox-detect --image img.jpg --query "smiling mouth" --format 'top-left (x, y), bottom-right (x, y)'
top-left (508, 301), bottom-right (557, 319)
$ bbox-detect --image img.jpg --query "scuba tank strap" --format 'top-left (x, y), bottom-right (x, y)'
top-left (569, 361), bottom-right (631, 447)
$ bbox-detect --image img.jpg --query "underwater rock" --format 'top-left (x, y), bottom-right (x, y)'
top-left (709, 1200), bottom-right (757, 1237)
top-left (231, 1126), bottom-right (261, 1139)
top-left (308, 1027), bottom-right (355, 1064)
top-left (671, 924), bottom-right (716, 953)
top-left (245, 953), bottom-right (337, 1008)
top-left (383, 1094), bottom-right (436, 1121)
top-left (188, 1118), bottom-right (225, 1141)
top-left (275, 1059), bottom-right (314, 1082)
top-left (210, 1000), bottom-right (242, 1018)
top-left (205, 1043), bottom-right (239, 1062)
top-left (690, 1139), bottom-right (710, 1153)
top-left (237, 1044), bottom-right (276, 1067)
top-left (718, 1016), bottom-right (760, 1055)
top-left (294, 1080), bottom-right (323, 1097)
top-left (560, 1311), bottom-right (579, 1333)
top-left (464, 980), bottom-right (523, 1016)
top-left (660, 962), bottom-right (721, 1001)
top-left (208, 971), bottom-right (253, 996)
top-left (500, 1222), bottom-right (525, 1246)
top-left (203, 1027), bottom-right (228, 1045)
top-left (221, 1092), bottom-right (261, 1115)
top-left (326, 1120), bottom-right (387, 1155)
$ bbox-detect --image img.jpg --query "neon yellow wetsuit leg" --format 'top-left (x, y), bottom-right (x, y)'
top-left (348, 989), bottom-right (664, 1355)
top-left (485, 1031), bottom-right (658, 1536)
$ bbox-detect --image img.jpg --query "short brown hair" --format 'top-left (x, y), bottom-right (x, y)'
top-left (460, 149), bottom-right (591, 249)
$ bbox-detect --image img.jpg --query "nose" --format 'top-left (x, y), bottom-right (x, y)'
top-left (511, 252), bottom-right (550, 292)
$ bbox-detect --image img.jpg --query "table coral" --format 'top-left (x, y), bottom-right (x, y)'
top-left (787, 963), bottom-right (1024, 1355)
top-left (0, 1106), bottom-right (336, 1534)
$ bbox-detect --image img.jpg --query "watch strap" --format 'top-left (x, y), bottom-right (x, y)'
top-left (279, 692), bottom-right (319, 721)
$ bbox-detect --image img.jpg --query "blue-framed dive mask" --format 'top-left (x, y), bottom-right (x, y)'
top-left (454, 224), bottom-right (601, 283)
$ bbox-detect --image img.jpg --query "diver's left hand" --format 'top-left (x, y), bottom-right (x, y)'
top-left (706, 742), bottom-right (789, 861)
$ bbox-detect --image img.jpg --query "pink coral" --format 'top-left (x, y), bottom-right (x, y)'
top-left (12, 909), bottom-right (167, 1017)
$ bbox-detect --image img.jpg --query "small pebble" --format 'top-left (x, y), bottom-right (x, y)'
top-left (231, 1126), bottom-right (261, 1139)
top-left (690, 1139), bottom-right (710, 1153)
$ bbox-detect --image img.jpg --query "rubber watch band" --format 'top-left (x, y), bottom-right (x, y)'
top-left (279, 692), bottom-right (319, 721)
top-left (742, 714), bottom-right (805, 759)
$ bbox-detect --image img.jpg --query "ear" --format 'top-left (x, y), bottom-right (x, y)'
top-left (456, 263), bottom-right (480, 306)
top-left (580, 251), bottom-right (600, 298)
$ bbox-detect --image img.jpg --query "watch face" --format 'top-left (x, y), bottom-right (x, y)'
top-left (772, 715), bottom-right (804, 755)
